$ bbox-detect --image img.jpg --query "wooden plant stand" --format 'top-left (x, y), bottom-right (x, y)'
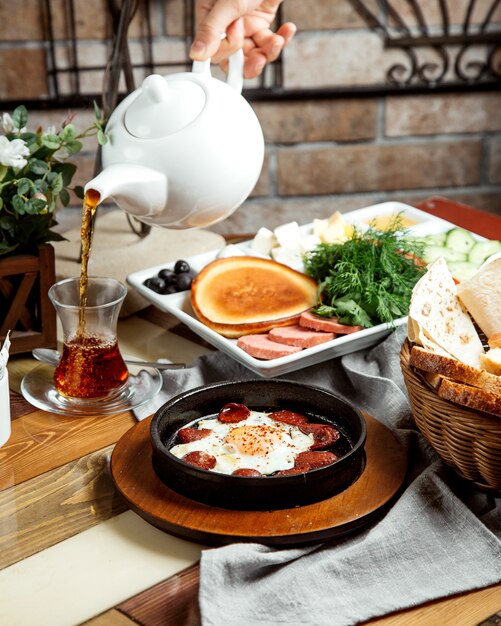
top-left (0, 244), bottom-right (57, 354)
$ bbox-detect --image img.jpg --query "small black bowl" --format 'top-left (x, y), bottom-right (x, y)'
top-left (150, 379), bottom-right (366, 510)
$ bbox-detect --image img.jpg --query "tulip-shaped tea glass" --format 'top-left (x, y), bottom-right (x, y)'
top-left (49, 276), bottom-right (129, 399)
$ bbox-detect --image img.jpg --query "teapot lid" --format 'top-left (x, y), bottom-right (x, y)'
top-left (124, 74), bottom-right (206, 139)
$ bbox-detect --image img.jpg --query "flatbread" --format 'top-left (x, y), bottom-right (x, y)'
top-left (408, 257), bottom-right (484, 367)
top-left (407, 316), bottom-right (451, 358)
top-left (457, 258), bottom-right (501, 339)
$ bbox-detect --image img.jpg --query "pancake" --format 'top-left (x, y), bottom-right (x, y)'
top-left (190, 256), bottom-right (318, 338)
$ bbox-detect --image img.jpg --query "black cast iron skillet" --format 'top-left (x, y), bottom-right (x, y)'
top-left (150, 379), bottom-right (366, 510)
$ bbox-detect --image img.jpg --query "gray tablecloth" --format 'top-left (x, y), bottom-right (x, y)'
top-left (134, 327), bottom-right (501, 626)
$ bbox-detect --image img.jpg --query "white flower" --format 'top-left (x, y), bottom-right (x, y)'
top-left (42, 125), bottom-right (56, 136)
top-left (1, 113), bottom-right (14, 133)
top-left (0, 136), bottom-right (30, 169)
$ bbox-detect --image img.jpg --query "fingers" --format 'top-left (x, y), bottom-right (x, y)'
top-left (189, 0), bottom-right (297, 79)
top-left (211, 18), bottom-right (244, 64)
top-left (190, 0), bottom-right (261, 61)
top-left (277, 21), bottom-right (297, 47)
top-left (242, 22), bottom-right (296, 78)
top-left (243, 51), bottom-right (267, 78)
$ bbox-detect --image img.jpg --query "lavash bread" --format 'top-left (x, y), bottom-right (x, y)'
top-left (408, 257), bottom-right (484, 367)
top-left (456, 258), bottom-right (501, 339)
top-left (190, 256), bottom-right (317, 338)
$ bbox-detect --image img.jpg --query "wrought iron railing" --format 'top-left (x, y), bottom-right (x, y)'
top-left (348, 0), bottom-right (501, 88)
top-left (2, 0), bottom-right (500, 109)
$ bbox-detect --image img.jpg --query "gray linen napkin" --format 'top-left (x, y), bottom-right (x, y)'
top-left (134, 327), bottom-right (501, 626)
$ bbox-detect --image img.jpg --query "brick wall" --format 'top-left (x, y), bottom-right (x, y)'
top-left (1, 0), bottom-right (500, 236)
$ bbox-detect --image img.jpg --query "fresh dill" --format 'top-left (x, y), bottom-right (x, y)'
top-left (303, 215), bottom-right (425, 328)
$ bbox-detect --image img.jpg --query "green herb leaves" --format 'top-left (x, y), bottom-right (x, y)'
top-left (304, 220), bottom-right (425, 328)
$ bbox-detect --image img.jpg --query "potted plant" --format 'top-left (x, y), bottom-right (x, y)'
top-left (0, 105), bottom-right (105, 353)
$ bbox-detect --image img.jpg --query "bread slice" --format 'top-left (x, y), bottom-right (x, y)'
top-left (480, 348), bottom-right (501, 376)
top-left (190, 256), bottom-right (317, 338)
top-left (488, 333), bottom-right (501, 349)
top-left (437, 378), bottom-right (501, 418)
top-left (410, 345), bottom-right (501, 395)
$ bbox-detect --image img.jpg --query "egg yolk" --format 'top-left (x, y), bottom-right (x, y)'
top-left (223, 425), bottom-right (284, 456)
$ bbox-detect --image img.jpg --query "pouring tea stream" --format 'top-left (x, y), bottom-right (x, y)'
top-left (84, 50), bottom-right (264, 229)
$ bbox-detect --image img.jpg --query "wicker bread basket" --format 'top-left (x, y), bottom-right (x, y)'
top-left (400, 339), bottom-right (501, 492)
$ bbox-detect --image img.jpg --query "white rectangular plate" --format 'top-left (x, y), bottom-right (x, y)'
top-left (126, 201), bottom-right (469, 377)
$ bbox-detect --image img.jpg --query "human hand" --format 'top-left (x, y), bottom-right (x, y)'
top-left (190, 0), bottom-right (296, 79)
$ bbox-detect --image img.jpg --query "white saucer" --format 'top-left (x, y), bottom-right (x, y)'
top-left (20, 363), bottom-right (163, 417)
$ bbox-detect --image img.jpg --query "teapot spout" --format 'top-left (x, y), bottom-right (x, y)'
top-left (84, 164), bottom-right (168, 219)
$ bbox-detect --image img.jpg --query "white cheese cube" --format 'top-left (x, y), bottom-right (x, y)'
top-left (299, 234), bottom-right (322, 254)
top-left (217, 244), bottom-right (246, 259)
top-left (250, 227), bottom-right (275, 256)
top-left (313, 218), bottom-right (329, 238)
top-left (271, 246), bottom-right (304, 271)
top-left (273, 221), bottom-right (301, 252)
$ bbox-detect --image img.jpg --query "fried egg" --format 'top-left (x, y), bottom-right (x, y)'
top-left (170, 410), bottom-right (314, 475)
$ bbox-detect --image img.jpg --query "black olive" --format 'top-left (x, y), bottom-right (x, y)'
top-left (176, 272), bottom-right (193, 291)
top-left (143, 276), bottom-right (167, 294)
top-left (164, 284), bottom-right (178, 294)
top-left (158, 268), bottom-right (177, 284)
top-left (174, 259), bottom-right (190, 274)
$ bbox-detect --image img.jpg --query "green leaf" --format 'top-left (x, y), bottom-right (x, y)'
top-left (65, 140), bottom-right (83, 154)
top-left (334, 298), bottom-right (373, 328)
top-left (74, 185), bottom-right (85, 199)
top-left (97, 129), bottom-right (108, 145)
top-left (12, 194), bottom-right (26, 214)
top-left (93, 100), bottom-right (102, 120)
top-left (0, 215), bottom-right (16, 235)
top-left (53, 162), bottom-right (76, 185)
top-left (311, 304), bottom-right (338, 318)
top-left (60, 124), bottom-right (76, 141)
top-left (34, 178), bottom-right (49, 193)
top-left (0, 242), bottom-right (18, 257)
top-left (12, 105), bottom-right (28, 130)
top-left (0, 165), bottom-right (7, 182)
top-left (23, 200), bottom-right (40, 215)
top-left (41, 134), bottom-right (61, 150)
top-left (59, 189), bottom-right (70, 206)
top-left (19, 132), bottom-right (38, 145)
top-left (47, 172), bottom-right (63, 194)
top-left (17, 177), bottom-right (32, 195)
top-left (44, 230), bottom-right (66, 243)
top-left (29, 159), bottom-right (49, 175)
top-left (30, 198), bottom-right (48, 211)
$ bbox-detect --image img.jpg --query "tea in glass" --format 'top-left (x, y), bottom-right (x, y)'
top-left (49, 277), bottom-right (129, 399)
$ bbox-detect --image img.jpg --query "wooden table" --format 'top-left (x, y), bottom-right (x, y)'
top-left (1, 198), bottom-right (500, 626)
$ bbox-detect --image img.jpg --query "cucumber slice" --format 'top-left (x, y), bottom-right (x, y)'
top-left (446, 228), bottom-right (477, 254)
top-left (423, 245), bottom-right (466, 263)
top-left (422, 245), bottom-right (449, 263)
top-left (468, 240), bottom-right (501, 266)
top-left (446, 260), bottom-right (478, 282)
top-left (424, 232), bottom-right (447, 246)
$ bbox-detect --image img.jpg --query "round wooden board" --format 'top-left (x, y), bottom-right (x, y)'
top-left (110, 413), bottom-right (407, 547)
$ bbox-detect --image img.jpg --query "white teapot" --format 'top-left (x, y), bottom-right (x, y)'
top-left (84, 50), bottom-right (264, 229)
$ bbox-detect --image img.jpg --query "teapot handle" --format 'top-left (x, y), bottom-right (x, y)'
top-left (192, 49), bottom-right (244, 94)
